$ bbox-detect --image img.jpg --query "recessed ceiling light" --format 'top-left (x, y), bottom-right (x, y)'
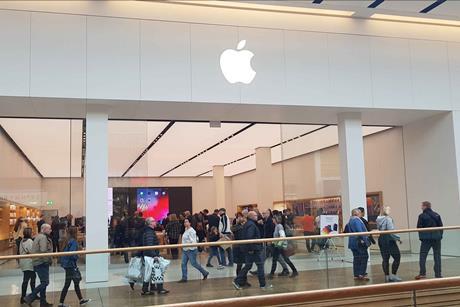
top-left (371, 13), bottom-right (460, 27)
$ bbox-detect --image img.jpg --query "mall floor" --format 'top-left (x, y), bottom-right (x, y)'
top-left (0, 248), bottom-right (458, 307)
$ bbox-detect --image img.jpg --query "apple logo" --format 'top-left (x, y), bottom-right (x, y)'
top-left (220, 40), bottom-right (256, 84)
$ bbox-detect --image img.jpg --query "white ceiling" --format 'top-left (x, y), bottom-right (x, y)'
top-left (0, 118), bottom-right (391, 178)
top-left (237, 0), bottom-right (460, 18)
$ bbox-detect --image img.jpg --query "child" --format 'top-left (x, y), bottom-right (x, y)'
top-left (206, 226), bottom-right (224, 269)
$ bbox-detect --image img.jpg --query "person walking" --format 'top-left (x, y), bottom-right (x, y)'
top-left (206, 226), bottom-right (225, 269)
top-left (231, 212), bottom-right (250, 287)
top-left (269, 215), bottom-right (298, 279)
top-left (165, 214), bottom-right (181, 260)
top-left (218, 208), bottom-right (233, 266)
top-left (58, 226), bottom-right (91, 306)
top-left (142, 217), bottom-right (169, 295)
top-left (24, 223), bottom-right (53, 306)
top-left (19, 228), bottom-right (36, 304)
top-left (51, 216), bottom-right (60, 253)
top-left (345, 209), bottom-right (370, 282)
top-left (14, 218), bottom-right (27, 256)
top-left (376, 206), bottom-right (402, 282)
top-left (415, 201), bottom-right (443, 279)
top-left (178, 218), bottom-right (209, 283)
top-left (302, 213), bottom-right (316, 253)
top-left (233, 211), bottom-right (271, 290)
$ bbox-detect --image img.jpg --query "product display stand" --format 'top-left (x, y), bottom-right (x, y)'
top-left (317, 237), bottom-right (343, 262)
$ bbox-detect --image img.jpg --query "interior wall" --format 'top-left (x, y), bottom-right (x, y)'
top-left (403, 113), bottom-right (460, 256)
top-left (0, 127), bottom-right (42, 205)
top-left (41, 178), bottom-right (84, 218)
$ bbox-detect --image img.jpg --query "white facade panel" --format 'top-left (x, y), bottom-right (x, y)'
top-left (140, 21), bottom-right (191, 102)
top-left (0, 11), bottom-right (30, 97)
top-left (284, 30), bottom-right (330, 106)
top-left (190, 24), bottom-right (240, 103)
top-left (30, 13), bottom-right (86, 98)
top-left (239, 27), bottom-right (285, 105)
top-left (410, 40), bottom-right (451, 110)
top-left (370, 37), bottom-right (412, 109)
top-left (327, 34), bottom-right (373, 108)
top-left (449, 42), bottom-right (460, 110)
top-left (87, 17), bottom-right (140, 100)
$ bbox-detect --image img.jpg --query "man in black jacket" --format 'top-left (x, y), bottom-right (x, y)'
top-left (142, 218), bottom-right (169, 295)
top-left (207, 209), bottom-right (220, 233)
top-left (415, 201), bottom-right (443, 279)
top-left (233, 211), bottom-right (271, 290)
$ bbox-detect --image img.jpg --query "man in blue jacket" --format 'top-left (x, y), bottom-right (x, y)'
top-left (346, 208), bottom-right (370, 281)
top-left (415, 201), bottom-right (443, 279)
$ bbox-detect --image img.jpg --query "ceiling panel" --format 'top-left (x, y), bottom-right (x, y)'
top-left (108, 121), bottom-right (169, 177)
top-left (0, 118), bottom-right (82, 177)
top-left (128, 122), bottom-right (247, 177)
top-left (169, 124), bottom-right (323, 177)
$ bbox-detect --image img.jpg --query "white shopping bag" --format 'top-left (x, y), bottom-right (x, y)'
top-left (143, 256), bottom-right (154, 282)
top-left (126, 257), bottom-right (143, 281)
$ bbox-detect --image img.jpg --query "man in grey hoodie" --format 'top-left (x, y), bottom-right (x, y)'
top-left (24, 223), bottom-right (53, 307)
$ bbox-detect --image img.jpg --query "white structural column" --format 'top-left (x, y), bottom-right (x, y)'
top-left (338, 113), bottom-right (367, 222)
top-left (213, 165), bottom-right (226, 210)
top-left (256, 147), bottom-right (273, 211)
top-left (85, 105), bottom-right (109, 283)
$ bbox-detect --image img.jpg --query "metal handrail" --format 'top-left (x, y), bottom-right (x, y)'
top-left (1, 225), bottom-right (458, 261)
top-left (155, 276), bottom-right (460, 307)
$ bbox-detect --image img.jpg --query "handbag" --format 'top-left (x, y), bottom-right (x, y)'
top-left (72, 268), bottom-right (82, 282)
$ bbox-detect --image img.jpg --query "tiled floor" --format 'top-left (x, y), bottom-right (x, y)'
top-left (0, 248), bottom-right (459, 306)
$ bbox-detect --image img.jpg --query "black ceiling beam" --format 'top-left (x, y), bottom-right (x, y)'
top-left (161, 123), bottom-right (256, 177)
top-left (121, 121), bottom-right (175, 177)
top-left (0, 124), bottom-right (43, 178)
top-left (368, 0), bottom-right (385, 9)
top-left (420, 0), bottom-right (447, 13)
top-left (196, 125), bottom-right (330, 177)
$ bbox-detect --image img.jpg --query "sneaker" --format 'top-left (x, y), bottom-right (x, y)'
top-left (177, 279), bottom-right (187, 283)
top-left (217, 265), bottom-right (225, 270)
top-left (289, 271), bottom-right (299, 278)
top-left (40, 303), bottom-right (53, 307)
top-left (206, 263), bottom-right (213, 268)
top-left (203, 272), bottom-right (209, 280)
top-left (260, 284), bottom-right (273, 290)
top-left (158, 289), bottom-right (169, 295)
top-left (357, 275), bottom-right (370, 281)
top-left (141, 291), bottom-right (154, 296)
top-left (23, 295), bottom-right (34, 306)
top-left (415, 275), bottom-right (426, 280)
top-left (232, 281), bottom-right (242, 290)
top-left (80, 299), bottom-right (92, 306)
top-left (390, 275), bottom-right (402, 282)
top-left (278, 270), bottom-right (289, 277)
top-left (384, 275), bottom-right (390, 283)
top-left (129, 282), bottom-right (135, 291)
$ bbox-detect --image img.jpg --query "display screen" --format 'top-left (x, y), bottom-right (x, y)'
top-left (136, 188), bottom-right (169, 221)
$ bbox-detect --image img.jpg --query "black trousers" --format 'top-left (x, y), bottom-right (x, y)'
top-left (52, 238), bottom-right (59, 253)
top-left (21, 270), bottom-right (36, 299)
top-left (270, 246), bottom-right (297, 274)
top-left (378, 237), bottom-right (401, 275)
top-left (419, 239), bottom-right (442, 277)
top-left (169, 238), bottom-right (179, 259)
top-left (142, 282), bottom-right (165, 293)
top-left (234, 251), bottom-right (265, 287)
top-left (59, 268), bottom-right (83, 303)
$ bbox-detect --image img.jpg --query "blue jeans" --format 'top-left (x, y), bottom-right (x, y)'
top-left (181, 249), bottom-right (208, 280)
top-left (234, 250), bottom-right (266, 287)
top-left (351, 248), bottom-right (369, 277)
top-left (207, 246), bottom-right (224, 266)
top-left (30, 263), bottom-right (50, 303)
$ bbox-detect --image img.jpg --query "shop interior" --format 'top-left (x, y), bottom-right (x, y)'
top-left (0, 117), bottom-right (406, 256)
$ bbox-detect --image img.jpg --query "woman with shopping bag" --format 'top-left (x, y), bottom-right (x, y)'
top-left (268, 215), bottom-right (298, 279)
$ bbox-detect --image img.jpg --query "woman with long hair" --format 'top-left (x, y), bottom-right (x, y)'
top-left (13, 217), bottom-right (27, 255)
top-left (19, 227), bottom-right (35, 304)
top-left (269, 214), bottom-right (298, 278)
top-left (178, 218), bottom-right (209, 283)
top-left (58, 226), bottom-right (91, 307)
